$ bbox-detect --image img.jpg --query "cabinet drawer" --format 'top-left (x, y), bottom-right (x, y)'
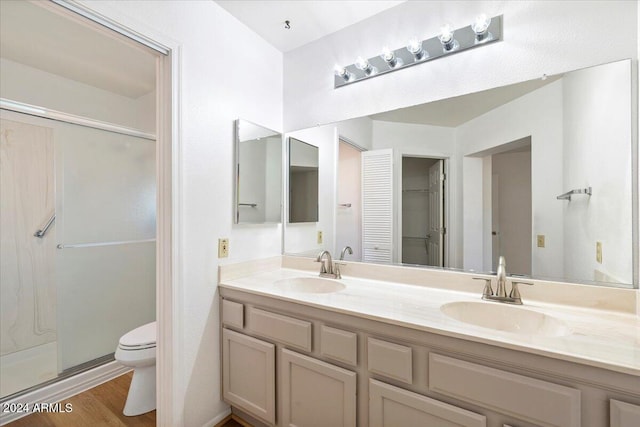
top-left (320, 325), bottom-right (357, 366)
top-left (247, 307), bottom-right (312, 351)
top-left (429, 353), bottom-right (581, 427)
top-left (367, 337), bottom-right (412, 384)
top-left (369, 379), bottom-right (486, 427)
top-left (222, 299), bottom-right (244, 329)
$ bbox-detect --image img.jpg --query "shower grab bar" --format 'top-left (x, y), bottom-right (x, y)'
top-left (34, 213), bottom-right (56, 238)
top-left (57, 238), bottom-right (156, 249)
top-left (557, 186), bottom-right (592, 201)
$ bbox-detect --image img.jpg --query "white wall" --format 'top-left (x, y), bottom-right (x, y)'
top-left (78, 1), bottom-right (283, 426)
top-left (562, 61), bottom-right (632, 283)
top-left (372, 121), bottom-right (457, 265)
top-left (0, 58), bottom-right (155, 132)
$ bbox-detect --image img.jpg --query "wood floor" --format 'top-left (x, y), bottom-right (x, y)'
top-left (7, 372), bottom-right (248, 427)
top-left (7, 372), bottom-right (155, 427)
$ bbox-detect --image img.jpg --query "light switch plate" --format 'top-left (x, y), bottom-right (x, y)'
top-left (596, 241), bottom-right (602, 263)
top-left (317, 231), bottom-right (323, 244)
top-left (218, 238), bottom-right (229, 258)
top-left (537, 235), bottom-right (545, 248)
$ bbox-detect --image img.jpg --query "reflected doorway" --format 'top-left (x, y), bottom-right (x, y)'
top-left (490, 141), bottom-right (532, 274)
top-left (401, 157), bottom-right (445, 267)
top-left (335, 139), bottom-right (364, 261)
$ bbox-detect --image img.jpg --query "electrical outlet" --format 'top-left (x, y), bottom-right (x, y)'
top-left (596, 241), bottom-right (602, 263)
top-left (536, 235), bottom-right (545, 248)
top-left (317, 231), bottom-right (323, 244)
top-left (218, 238), bottom-right (229, 258)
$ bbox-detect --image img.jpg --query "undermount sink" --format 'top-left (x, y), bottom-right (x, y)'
top-left (440, 301), bottom-right (570, 337)
top-left (273, 277), bottom-right (345, 294)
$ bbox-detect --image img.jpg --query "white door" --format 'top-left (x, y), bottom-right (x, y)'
top-left (427, 160), bottom-right (444, 266)
top-left (335, 141), bottom-right (362, 260)
top-left (362, 149), bottom-right (393, 263)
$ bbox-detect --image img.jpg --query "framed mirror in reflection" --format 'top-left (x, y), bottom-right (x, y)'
top-left (234, 119), bottom-right (282, 224)
top-left (283, 59), bottom-right (634, 288)
top-left (289, 137), bottom-right (319, 223)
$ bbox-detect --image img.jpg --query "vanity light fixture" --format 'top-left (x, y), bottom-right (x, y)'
top-left (334, 14), bottom-right (503, 88)
top-left (438, 23), bottom-right (458, 52)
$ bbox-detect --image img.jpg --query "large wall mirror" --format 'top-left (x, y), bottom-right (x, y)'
top-left (283, 59), bottom-right (635, 288)
top-left (234, 119), bottom-right (282, 224)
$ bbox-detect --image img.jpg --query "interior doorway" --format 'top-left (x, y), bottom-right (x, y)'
top-left (335, 139), bottom-right (364, 261)
top-left (401, 156), bottom-right (445, 267)
top-left (490, 143), bottom-right (532, 274)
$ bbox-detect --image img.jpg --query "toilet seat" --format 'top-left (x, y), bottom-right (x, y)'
top-left (118, 322), bottom-right (156, 350)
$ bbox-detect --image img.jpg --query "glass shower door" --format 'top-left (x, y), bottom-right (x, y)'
top-left (55, 121), bottom-right (156, 372)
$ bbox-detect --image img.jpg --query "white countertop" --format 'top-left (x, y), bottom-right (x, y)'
top-left (220, 267), bottom-right (640, 376)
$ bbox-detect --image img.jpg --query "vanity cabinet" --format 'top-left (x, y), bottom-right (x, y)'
top-left (219, 293), bottom-right (640, 427)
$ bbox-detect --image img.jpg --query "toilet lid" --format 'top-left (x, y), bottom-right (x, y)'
top-left (119, 321), bottom-right (156, 348)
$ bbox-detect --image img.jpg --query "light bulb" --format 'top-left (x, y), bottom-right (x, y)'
top-left (438, 23), bottom-right (458, 51)
top-left (334, 64), bottom-right (351, 81)
top-left (471, 14), bottom-right (491, 34)
top-left (354, 56), bottom-right (376, 76)
top-left (472, 13), bottom-right (492, 42)
top-left (355, 56), bottom-right (370, 71)
top-left (380, 46), bottom-right (402, 68)
top-left (381, 46), bottom-right (394, 62)
top-left (406, 37), bottom-right (427, 60)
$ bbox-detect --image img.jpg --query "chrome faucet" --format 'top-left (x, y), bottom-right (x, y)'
top-left (340, 246), bottom-right (353, 260)
top-left (316, 250), bottom-right (337, 279)
top-left (473, 256), bottom-right (533, 305)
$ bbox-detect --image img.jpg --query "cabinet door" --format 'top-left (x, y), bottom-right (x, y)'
top-left (281, 348), bottom-right (357, 427)
top-left (611, 400), bottom-right (640, 427)
top-left (222, 328), bottom-right (275, 424)
top-left (369, 379), bottom-right (486, 427)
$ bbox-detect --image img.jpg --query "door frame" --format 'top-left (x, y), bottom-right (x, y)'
top-left (48, 2), bottom-right (183, 425)
top-left (398, 153), bottom-right (450, 268)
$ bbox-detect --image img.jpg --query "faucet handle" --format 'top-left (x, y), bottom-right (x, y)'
top-left (334, 262), bottom-right (347, 279)
top-left (472, 277), bottom-right (493, 298)
top-left (510, 281), bottom-right (533, 301)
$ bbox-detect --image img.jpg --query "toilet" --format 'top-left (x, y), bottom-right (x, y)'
top-left (115, 321), bottom-right (156, 416)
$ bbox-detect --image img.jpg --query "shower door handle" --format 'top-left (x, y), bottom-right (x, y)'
top-left (34, 212), bottom-right (55, 238)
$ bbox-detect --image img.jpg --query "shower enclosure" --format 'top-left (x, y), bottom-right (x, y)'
top-left (0, 107), bottom-right (156, 399)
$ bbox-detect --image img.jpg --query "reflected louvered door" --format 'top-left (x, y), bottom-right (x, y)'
top-left (362, 149), bottom-right (393, 263)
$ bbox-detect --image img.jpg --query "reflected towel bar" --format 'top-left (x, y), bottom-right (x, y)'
top-left (239, 203), bottom-right (257, 207)
top-left (338, 203), bottom-right (352, 208)
top-left (34, 213), bottom-right (56, 238)
top-left (557, 187), bottom-right (592, 201)
top-left (57, 238), bottom-right (156, 249)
